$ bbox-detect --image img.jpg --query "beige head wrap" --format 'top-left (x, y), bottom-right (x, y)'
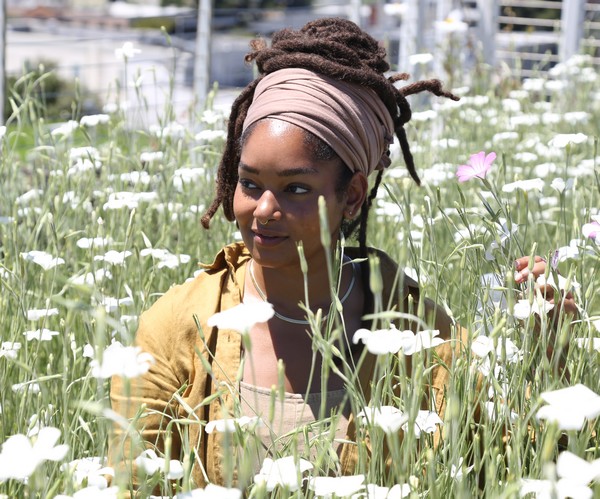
top-left (242, 68), bottom-right (395, 177)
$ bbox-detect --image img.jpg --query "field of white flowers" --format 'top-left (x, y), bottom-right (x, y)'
top-left (0, 46), bottom-right (599, 498)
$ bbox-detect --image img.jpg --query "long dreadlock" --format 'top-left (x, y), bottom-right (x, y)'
top-left (201, 17), bottom-right (458, 261)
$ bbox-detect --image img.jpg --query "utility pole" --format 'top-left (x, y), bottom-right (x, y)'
top-left (0, 0), bottom-right (5, 125)
top-left (194, 0), bottom-right (212, 123)
top-left (348, 0), bottom-right (361, 27)
top-left (398, 0), bottom-right (425, 72)
top-left (560, 0), bottom-right (586, 63)
top-left (478, 0), bottom-right (498, 68)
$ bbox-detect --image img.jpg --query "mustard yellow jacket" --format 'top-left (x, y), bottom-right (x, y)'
top-left (110, 242), bottom-right (465, 490)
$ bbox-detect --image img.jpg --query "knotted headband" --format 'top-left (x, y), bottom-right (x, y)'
top-left (242, 68), bottom-right (395, 177)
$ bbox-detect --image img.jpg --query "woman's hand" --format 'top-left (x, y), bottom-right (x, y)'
top-left (514, 255), bottom-right (578, 319)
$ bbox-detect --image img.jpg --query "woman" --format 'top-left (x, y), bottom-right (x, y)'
top-left (109, 17), bottom-right (574, 493)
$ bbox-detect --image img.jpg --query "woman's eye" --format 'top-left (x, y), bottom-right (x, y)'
top-left (239, 179), bottom-right (258, 190)
top-left (286, 185), bottom-right (309, 194)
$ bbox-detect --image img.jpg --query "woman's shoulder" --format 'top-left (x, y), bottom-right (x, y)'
top-left (138, 242), bottom-right (250, 332)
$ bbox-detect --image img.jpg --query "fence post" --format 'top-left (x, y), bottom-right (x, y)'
top-left (560, 0), bottom-right (586, 63)
top-left (398, 0), bottom-right (425, 72)
top-left (194, 0), bottom-right (212, 123)
top-left (477, 0), bottom-right (498, 68)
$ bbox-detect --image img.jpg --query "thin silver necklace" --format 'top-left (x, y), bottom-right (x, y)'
top-left (248, 258), bottom-right (357, 325)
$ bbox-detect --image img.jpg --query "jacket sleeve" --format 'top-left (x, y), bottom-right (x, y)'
top-left (108, 285), bottom-right (191, 494)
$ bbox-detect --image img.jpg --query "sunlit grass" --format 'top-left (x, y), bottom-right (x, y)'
top-left (0, 51), bottom-right (599, 497)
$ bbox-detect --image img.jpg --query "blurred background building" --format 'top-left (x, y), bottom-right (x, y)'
top-left (2, 0), bottom-right (599, 125)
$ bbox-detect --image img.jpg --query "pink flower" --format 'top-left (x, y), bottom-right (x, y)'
top-left (456, 151), bottom-right (496, 182)
top-left (582, 221), bottom-right (600, 241)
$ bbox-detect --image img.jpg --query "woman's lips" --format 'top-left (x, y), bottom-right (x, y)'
top-left (252, 230), bottom-right (287, 246)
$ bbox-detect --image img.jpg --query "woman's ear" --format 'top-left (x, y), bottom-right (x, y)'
top-left (344, 172), bottom-right (368, 219)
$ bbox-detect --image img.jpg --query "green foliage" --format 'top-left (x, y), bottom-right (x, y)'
top-left (0, 54), bottom-right (599, 498)
top-left (131, 17), bottom-right (177, 32)
top-left (4, 60), bottom-right (101, 123)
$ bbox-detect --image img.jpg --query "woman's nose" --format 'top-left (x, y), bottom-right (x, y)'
top-left (254, 190), bottom-right (281, 221)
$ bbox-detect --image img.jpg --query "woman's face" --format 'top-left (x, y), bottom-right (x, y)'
top-left (233, 119), bottom-right (365, 270)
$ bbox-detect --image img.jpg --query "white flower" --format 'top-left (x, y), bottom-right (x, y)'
top-left (551, 178), bottom-right (575, 193)
top-left (403, 330), bottom-right (444, 355)
top-left (536, 273), bottom-right (579, 292)
top-left (68, 158), bottom-right (102, 177)
top-left (27, 307), bottom-right (59, 321)
top-left (23, 328), bottom-right (60, 341)
top-left (90, 341), bottom-right (154, 379)
top-left (134, 449), bottom-right (184, 480)
top-left (484, 400), bottom-right (518, 422)
top-left (69, 269), bottom-right (113, 286)
top-left (553, 239), bottom-right (587, 262)
top-left (12, 381), bottom-right (40, 394)
top-left (353, 326), bottom-right (444, 356)
top-left (195, 129), bottom-right (227, 142)
top-left (115, 42), bottom-right (141, 61)
top-left (408, 53), bottom-right (433, 65)
top-left (207, 302), bottom-right (274, 334)
top-left (15, 189), bottom-right (43, 205)
top-left (519, 478), bottom-right (592, 498)
top-left (411, 110), bottom-right (437, 122)
top-left (575, 338), bottom-right (600, 352)
top-left (102, 191), bottom-right (157, 211)
top-left (93, 250), bottom-right (132, 266)
top-left (564, 111), bottom-right (589, 124)
top-left (69, 146), bottom-right (100, 161)
top-left (402, 410), bottom-right (443, 438)
top-left (450, 457), bottom-right (474, 481)
top-left (76, 237), bottom-right (113, 249)
top-left (356, 406), bottom-right (408, 434)
top-left (536, 384), bottom-right (600, 430)
top-left (140, 151), bottom-right (164, 163)
top-left (150, 122), bottom-right (185, 140)
top-left (51, 120), bottom-right (79, 137)
top-left (80, 114), bottom-right (110, 127)
top-left (492, 131), bottom-right (519, 143)
top-left (352, 326), bottom-right (411, 355)
top-left (522, 78), bottom-right (545, 91)
top-left (20, 250), bottom-right (65, 270)
top-left (512, 294), bottom-right (554, 320)
top-left (355, 483), bottom-right (411, 499)
top-left (177, 485), bottom-right (242, 499)
top-left (548, 133), bottom-right (588, 148)
top-left (309, 475), bottom-right (365, 498)
top-left (96, 295), bottom-right (134, 313)
top-left (83, 343), bottom-right (95, 358)
top-left (0, 125), bottom-right (6, 139)
top-left (502, 178), bottom-right (544, 193)
top-left (0, 342), bottom-right (21, 359)
top-left (200, 109), bottom-right (225, 125)
top-left (556, 451), bottom-right (600, 485)
top-left (0, 427), bottom-right (69, 482)
top-left (205, 416), bottom-right (262, 434)
top-left (471, 335), bottom-right (494, 358)
top-left (253, 456), bottom-right (313, 492)
top-left (55, 486), bottom-right (120, 498)
top-left (515, 152), bottom-right (538, 163)
top-left (62, 457), bottom-right (114, 489)
top-left (173, 167), bottom-right (206, 189)
top-left (434, 17), bottom-right (468, 33)
top-left (140, 248), bottom-right (191, 269)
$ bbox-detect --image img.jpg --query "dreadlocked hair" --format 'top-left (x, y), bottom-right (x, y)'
top-left (201, 17), bottom-right (458, 256)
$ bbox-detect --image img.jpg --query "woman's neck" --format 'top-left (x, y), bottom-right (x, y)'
top-left (247, 254), bottom-right (352, 320)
